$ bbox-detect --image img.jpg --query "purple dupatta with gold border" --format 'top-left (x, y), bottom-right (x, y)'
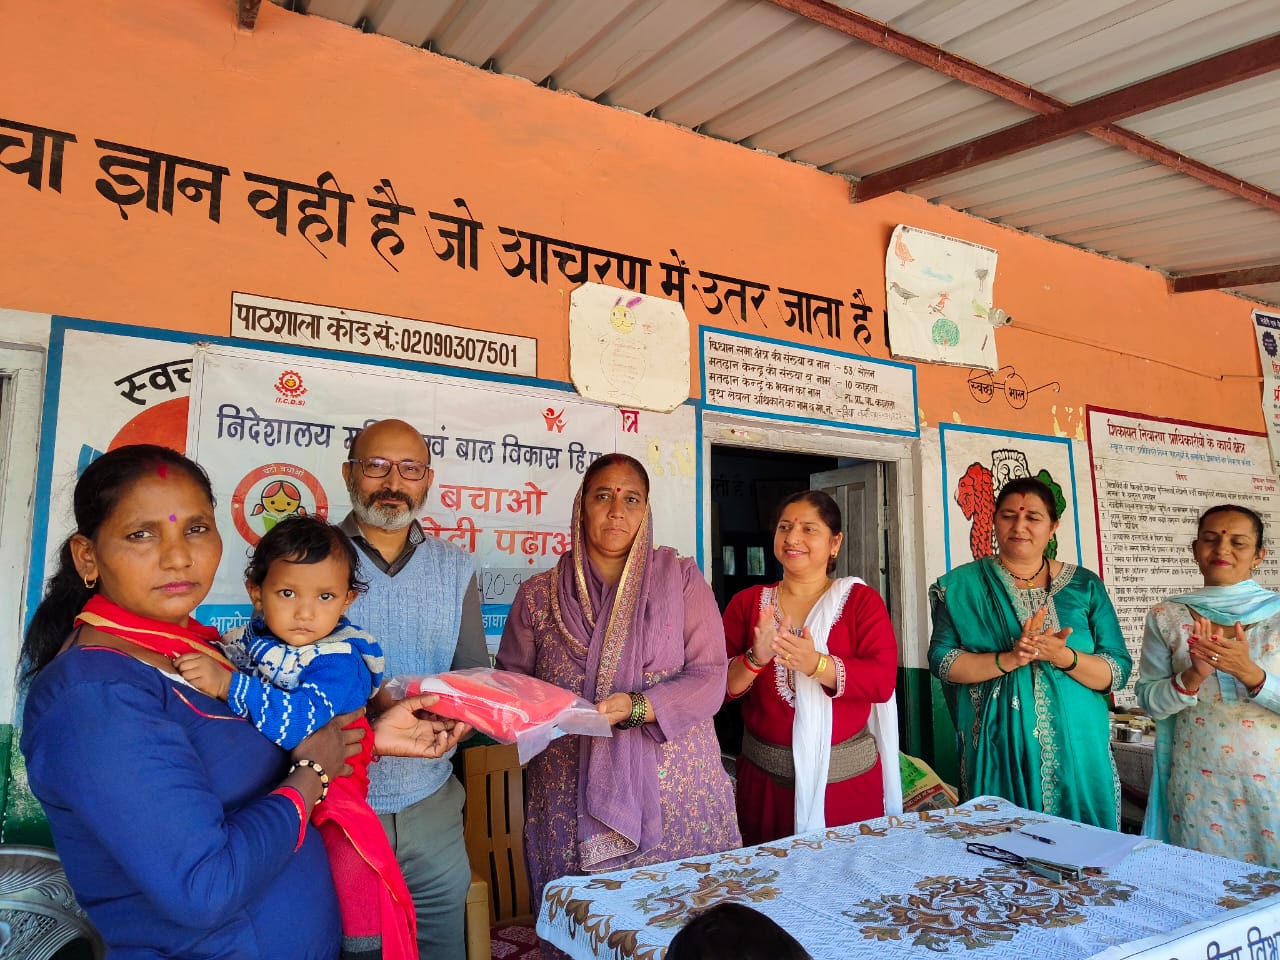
top-left (550, 484), bottom-right (666, 871)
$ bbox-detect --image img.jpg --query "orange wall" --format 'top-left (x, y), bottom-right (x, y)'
top-left (0, 0), bottom-right (1267, 438)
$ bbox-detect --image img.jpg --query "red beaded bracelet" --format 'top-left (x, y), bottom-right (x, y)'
top-left (741, 652), bottom-right (767, 674)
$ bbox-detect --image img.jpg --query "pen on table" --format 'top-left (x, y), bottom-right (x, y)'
top-left (1017, 830), bottom-right (1056, 845)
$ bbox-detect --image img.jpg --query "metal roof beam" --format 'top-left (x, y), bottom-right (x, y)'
top-left (766, 0), bottom-right (1061, 106)
top-left (1172, 265), bottom-right (1280, 294)
top-left (851, 34), bottom-right (1280, 201)
top-left (766, 1), bottom-right (1280, 216)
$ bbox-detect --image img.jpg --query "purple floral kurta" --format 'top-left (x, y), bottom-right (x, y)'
top-left (497, 549), bottom-right (740, 915)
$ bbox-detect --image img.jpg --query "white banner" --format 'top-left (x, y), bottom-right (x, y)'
top-left (1087, 891), bottom-right (1280, 960)
top-left (188, 345), bottom-right (697, 650)
top-left (1087, 407), bottom-right (1279, 705)
top-left (569, 282), bottom-right (690, 413)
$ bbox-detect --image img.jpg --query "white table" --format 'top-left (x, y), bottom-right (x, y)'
top-left (538, 797), bottom-right (1280, 960)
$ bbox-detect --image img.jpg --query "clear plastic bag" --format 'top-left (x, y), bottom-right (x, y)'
top-left (384, 667), bottom-right (612, 763)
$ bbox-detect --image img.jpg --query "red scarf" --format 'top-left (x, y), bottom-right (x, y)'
top-left (73, 594), bottom-right (233, 671)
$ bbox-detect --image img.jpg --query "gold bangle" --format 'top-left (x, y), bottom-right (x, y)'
top-left (808, 653), bottom-right (830, 680)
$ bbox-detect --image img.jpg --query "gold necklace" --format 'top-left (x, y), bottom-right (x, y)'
top-left (999, 555), bottom-right (1046, 587)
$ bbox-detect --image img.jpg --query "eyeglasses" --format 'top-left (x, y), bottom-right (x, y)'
top-left (347, 457), bottom-right (430, 480)
top-left (965, 841), bottom-right (1076, 882)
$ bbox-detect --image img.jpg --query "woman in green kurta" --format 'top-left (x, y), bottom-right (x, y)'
top-left (928, 477), bottom-right (1132, 829)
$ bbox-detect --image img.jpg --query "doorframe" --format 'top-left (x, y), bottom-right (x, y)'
top-left (0, 342), bottom-right (46, 723)
top-left (701, 411), bottom-right (924, 674)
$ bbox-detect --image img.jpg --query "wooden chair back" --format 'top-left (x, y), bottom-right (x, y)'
top-left (462, 743), bottom-right (534, 927)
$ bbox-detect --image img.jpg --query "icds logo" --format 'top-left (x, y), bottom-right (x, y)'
top-left (231, 463), bottom-right (329, 547)
top-left (274, 370), bottom-right (307, 406)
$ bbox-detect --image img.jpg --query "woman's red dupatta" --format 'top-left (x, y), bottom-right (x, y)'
top-left (73, 594), bottom-right (234, 670)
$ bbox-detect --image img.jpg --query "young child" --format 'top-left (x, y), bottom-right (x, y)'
top-left (175, 515), bottom-right (415, 960)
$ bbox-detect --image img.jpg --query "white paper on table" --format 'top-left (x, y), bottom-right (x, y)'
top-left (987, 820), bottom-right (1145, 869)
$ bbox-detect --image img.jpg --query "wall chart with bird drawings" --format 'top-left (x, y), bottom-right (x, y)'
top-left (885, 224), bottom-right (999, 371)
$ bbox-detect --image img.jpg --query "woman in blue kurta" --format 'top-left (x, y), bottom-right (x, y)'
top-left (928, 476), bottom-right (1132, 829)
top-left (25, 638), bottom-right (343, 957)
top-left (19, 445), bottom-right (460, 960)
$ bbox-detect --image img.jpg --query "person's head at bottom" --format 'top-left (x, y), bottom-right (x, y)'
top-left (665, 902), bottom-right (812, 960)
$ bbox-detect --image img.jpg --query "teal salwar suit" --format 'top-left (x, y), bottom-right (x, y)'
top-left (929, 558), bottom-right (1132, 829)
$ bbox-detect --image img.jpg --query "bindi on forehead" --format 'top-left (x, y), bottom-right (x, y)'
top-left (1207, 526), bottom-right (1252, 539)
top-left (169, 514), bottom-right (177, 522)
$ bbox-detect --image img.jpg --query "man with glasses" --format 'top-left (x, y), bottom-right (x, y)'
top-left (339, 417), bottom-right (488, 960)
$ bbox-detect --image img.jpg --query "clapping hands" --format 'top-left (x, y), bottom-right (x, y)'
top-left (756, 603), bottom-right (817, 676)
top-left (1010, 607), bottom-right (1073, 669)
top-left (1188, 614), bottom-right (1252, 680)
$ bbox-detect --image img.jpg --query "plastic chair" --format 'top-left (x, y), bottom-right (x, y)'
top-left (462, 743), bottom-right (533, 960)
top-left (0, 846), bottom-right (103, 959)
top-left (0, 728), bottom-right (104, 959)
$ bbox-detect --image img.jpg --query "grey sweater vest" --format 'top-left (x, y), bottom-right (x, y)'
top-left (349, 534), bottom-right (474, 814)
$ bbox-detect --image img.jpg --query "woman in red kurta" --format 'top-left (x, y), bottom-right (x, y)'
top-left (724, 490), bottom-right (899, 846)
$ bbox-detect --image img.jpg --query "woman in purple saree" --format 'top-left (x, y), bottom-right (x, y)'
top-left (497, 454), bottom-right (740, 943)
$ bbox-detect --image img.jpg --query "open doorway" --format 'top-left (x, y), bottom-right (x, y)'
top-left (708, 446), bottom-right (839, 610)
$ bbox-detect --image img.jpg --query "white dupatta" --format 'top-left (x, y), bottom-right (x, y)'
top-left (792, 577), bottom-right (903, 833)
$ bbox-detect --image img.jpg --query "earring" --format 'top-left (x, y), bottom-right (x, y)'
top-left (83, 575), bottom-right (97, 589)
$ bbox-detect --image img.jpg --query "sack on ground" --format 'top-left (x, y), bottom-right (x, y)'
top-left (900, 753), bottom-right (959, 812)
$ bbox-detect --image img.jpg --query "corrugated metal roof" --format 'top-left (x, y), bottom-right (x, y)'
top-left (273, 0), bottom-right (1280, 306)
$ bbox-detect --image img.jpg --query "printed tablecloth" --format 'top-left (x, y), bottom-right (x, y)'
top-left (537, 797), bottom-right (1280, 960)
